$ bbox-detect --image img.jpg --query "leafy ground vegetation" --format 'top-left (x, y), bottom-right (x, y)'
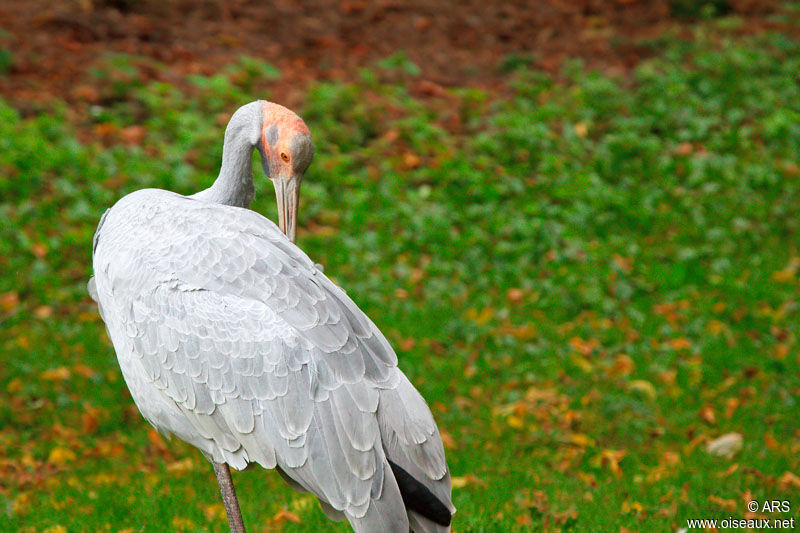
top-left (1, 9), bottom-right (800, 533)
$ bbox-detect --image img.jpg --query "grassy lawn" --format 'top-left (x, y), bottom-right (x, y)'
top-left (1, 16), bottom-right (800, 533)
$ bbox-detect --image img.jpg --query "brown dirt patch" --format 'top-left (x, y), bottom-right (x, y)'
top-left (0, 0), bottom-right (786, 111)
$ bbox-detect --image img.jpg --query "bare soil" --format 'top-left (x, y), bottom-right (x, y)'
top-left (0, 0), bottom-right (786, 111)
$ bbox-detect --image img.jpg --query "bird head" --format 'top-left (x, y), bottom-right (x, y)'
top-left (257, 101), bottom-right (314, 243)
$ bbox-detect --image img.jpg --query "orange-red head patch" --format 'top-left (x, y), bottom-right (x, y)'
top-left (261, 101), bottom-right (310, 148)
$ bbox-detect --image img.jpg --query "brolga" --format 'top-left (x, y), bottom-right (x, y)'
top-left (88, 101), bottom-right (454, 532)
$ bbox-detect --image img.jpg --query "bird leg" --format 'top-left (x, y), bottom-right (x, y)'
top-left (213, 461), bottom-right (247, 533)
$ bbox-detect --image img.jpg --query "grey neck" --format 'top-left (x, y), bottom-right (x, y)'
top-left (192, 101), bottom-right (263, 208)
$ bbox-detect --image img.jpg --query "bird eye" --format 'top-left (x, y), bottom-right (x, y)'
top-left (280, 152), bottom-right (290, 162)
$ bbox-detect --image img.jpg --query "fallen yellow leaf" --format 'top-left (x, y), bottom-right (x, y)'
top-left (595, 449), bottom-right (626, 478)
top-left (772, 257), bottom-right (800, 283)
top-left (147, 428), bottom-right (167, 451)
top-left (646, 450), bottom-right (682, 482)
top-left (402, 152), bottom-right (421, 169)
top-left (612, 254), bottom-right (633, 273)
top-left (661, 451), bottom-right (681, 466)
top-left (628, 379), bottom-right (656, 399)
top-left (465, 307), bottom-right (494, 325)
top-left (271, 509), bottom-right (302, 524)
top-left (621, 500), bottom-right (643, 514)
top-left (706, 319), bottom-right (725, 335)
top-left (41, 367), bottom-right (71, 381)
top-left (399, 338), bottom-right (416, 351)
top-left (724, 397), bottom-right (740, 418)
top-left (611, 354), bottom-right (635, 376)
top-left (171, 516), bottom-right (195, 530)
top-left (35, 305), bottom-right (53, 318)
top-left (78, 311), bottom-right (98, 322)
top-left (289, 495), bottom-right (315, 513)
top-left (73, 364), bottom-right (97, 379)
top-left (569, 337), bottom-right (599, 355)
top-left (82, 408), bottom-right (101, 434)
top-left (498, 323), bottom-right (537, 340)
top-left (506, 288), bottom-right (524, 303)
top-left (778, 471), bottom-right (800, 490)
top-left (6, 378), bottom-right (22, 394)
top-left (569, 433), bottom-right (595, 448)
top-left (716, 463), bottom-right (739, 478)
top-left (708, 494), bottom-right (736, 511)
top-left (0, 291), bottom-right (19, 312)
top-left (166, 458), bottom-right (194, 473)
top-left (90, 472), bottom-right (116, 485)
top-left (451, 475), bottom-right (476, 489)
top-left (203, 503), bottom-right (226, 522)
top-left (48, 447), bottom-right (76, 466)
top-left (507, 416), bottom-right (524, 429)
top-left (773, 344), bottom-right (790, 360)
top-left (450, 477), bottom-right (469, 489)
top-left (439, 429), bottom-right (457, 450)
top-left (31, 243), bottom-right (48, 258)
top-left (669, 337), bottom-right (691, 350)
top-left (699, 405), bottom-right (716, 425)
top-left (571, 354), bottom-right (594, 373)
top-left (12, 493), bottom-right (31, 515)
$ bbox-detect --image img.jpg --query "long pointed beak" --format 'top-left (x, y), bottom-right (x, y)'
top-left (272, 176), bottom-right (300, 243)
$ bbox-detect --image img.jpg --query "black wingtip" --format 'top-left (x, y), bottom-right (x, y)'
top-left (388, 459), bottom-right (452, 527)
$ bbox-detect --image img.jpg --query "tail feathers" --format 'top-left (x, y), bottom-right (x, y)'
top-left (388, 459), bottom-right (452, 527)
top-left (346, 461), bottom-right (409, 533)
top-left (409, 510), bottom-right (452, 533)
top-left (275, 465), bottom-right (347, 522)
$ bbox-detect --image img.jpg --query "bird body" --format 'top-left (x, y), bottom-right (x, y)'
top-left (90, 101), bottom-right (453, 532)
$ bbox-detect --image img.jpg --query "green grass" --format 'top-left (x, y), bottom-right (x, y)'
top-left (1, 19), bottom-right (800, 533)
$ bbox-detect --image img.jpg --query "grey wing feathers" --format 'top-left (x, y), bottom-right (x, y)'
top-left (92, 190), bottom-right (452, 528)
top-left (118, 286), bottom-right (380, 516)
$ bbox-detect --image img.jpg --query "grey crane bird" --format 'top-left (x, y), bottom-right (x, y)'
top-left (88, 101), bottom-right (454, 532)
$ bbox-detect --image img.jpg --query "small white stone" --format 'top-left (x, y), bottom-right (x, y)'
top-left (706, 432), bottom-right (743, 458)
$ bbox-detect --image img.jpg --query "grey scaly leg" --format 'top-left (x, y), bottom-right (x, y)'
top-left (213, 461), bottom-right (246, 533)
